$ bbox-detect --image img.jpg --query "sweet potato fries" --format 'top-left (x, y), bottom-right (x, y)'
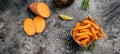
top-left (72, 15), bottom-right (107, 47)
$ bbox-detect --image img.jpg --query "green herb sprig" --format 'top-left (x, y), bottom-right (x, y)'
top-left (87, 41), bottom-right (96, 52)
top-left (81, 0), bottom-right (90, 10)
top-left (83, 41), bottom-right (96, 53)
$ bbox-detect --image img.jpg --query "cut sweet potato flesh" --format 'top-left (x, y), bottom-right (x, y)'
top-left (37, 2), bottom-right (50, 18)
top-left (23, 18), bottom-right (35, 36)
top-left (29, 2), bottom-right (50, 18)
top-left (33, 16), bottom-right (46, 33)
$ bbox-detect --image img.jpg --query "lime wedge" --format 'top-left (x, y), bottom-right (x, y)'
top-left (60, 14), bottom-right (73, 20)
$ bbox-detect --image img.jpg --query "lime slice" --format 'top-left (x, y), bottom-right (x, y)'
top-left (60, 14), bottom-right (73, 20)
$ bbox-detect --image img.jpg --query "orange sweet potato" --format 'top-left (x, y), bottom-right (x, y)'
top-left (76, 32), bottom-right (92, 37)
top-left (80, 38), bottom-right (90, 47)
top-left (83, 20), bottom-right (100, 30)
top-left (29, 2), bottom-right (50, 18)
top-left (75, 22), bottom-right (80, 28)
top-left (76, 35), bottom-right (90, 41)
top-left (73, 23), bottom-right (91, 31)
top-left (23, 18), bottom-right (35, 36)
top-left (33, 16), bottom-right (46, 33)
top-left (90, 27), bottom-right (99, 40)
top-left (72, 15), bottom-right (107, 47)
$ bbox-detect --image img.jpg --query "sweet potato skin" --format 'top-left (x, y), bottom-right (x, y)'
top-left (29, 2), bottom-right (39, 15)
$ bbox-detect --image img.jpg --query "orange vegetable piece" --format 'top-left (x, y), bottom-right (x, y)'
top-left (33, 16), bottom-right (46, 33)
top-left (75, 22), bottom-right (80, 28)
top-left (80, 22), bottom-right (84, 26)
top-left (73, 23), bottom-right (91, 31)
top-left (82, 43), bottom-right (87, 47)
top-left (80, 29), bottom-right (89, 32)
top-left (83, 20), bottom-right (100, 30)
top-left (76, 35), bottom-right (90, 41)
top-left (72, 31), bottom-right (79, 38)
top-left (23, 18), bottom-right (35, 36)
top-left (90, 27), bottom-right (99, 40)
top-left (76, 32), bottom-right (92, 37)
top-left (29, 2), bottom-right (50, 18)
top-left (80, 38), bottom-right (90, 47)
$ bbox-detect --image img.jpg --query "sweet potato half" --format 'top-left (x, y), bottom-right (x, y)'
top-left (23, 18), bottom-right (36, 36)
top-left (29, 2), bottom-right (50, 18)
top-left (33, 16), bottom-right (46, 33)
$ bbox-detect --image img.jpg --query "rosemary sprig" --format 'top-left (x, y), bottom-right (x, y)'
top-left (81, 0), bottom-right (90, 10)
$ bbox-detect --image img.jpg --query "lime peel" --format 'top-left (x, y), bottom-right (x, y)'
top-left (60, 14), bottom-right (73, 20)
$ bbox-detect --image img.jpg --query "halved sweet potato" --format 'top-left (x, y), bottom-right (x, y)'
top-left (33, 16), bottom-right (46, 33)
top-left (23, 18), bottom-right (35, 36)
top-left (29, 2), bottom-right (50, 18)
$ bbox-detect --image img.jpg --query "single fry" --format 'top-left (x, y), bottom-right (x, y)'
top-left (80, 29), bottom-right (89, 32)
top-left (76, 35), bottom-right (90, 41)
top-left (81, 42), bottom-right (87, 47)
top-left (76, 32), bottom-right (92, 37)
top-left (75, 22), bottom-right (80, 28)
top-left (73, 23), bottom-right (91, 31)
top-left (80, 38), bottom-right (90, 47)
top-left (90, 27), bottom-right (99, 40)
top-left (72, 31), bottom-right (79, 38)
top-left (80, 22), bottom-right (84, 26)
top-left (83, 20), bottom-right (100, 30)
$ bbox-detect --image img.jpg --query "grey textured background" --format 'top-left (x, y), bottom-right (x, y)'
top-left (0, 0), bottom-right (120, 54)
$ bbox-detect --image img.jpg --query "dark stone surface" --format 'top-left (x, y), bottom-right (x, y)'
top-left (0, 0), bottom-right (120, 54)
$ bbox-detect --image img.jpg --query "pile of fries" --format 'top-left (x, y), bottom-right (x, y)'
top-left (72, 15), bottom-right (107, 47)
